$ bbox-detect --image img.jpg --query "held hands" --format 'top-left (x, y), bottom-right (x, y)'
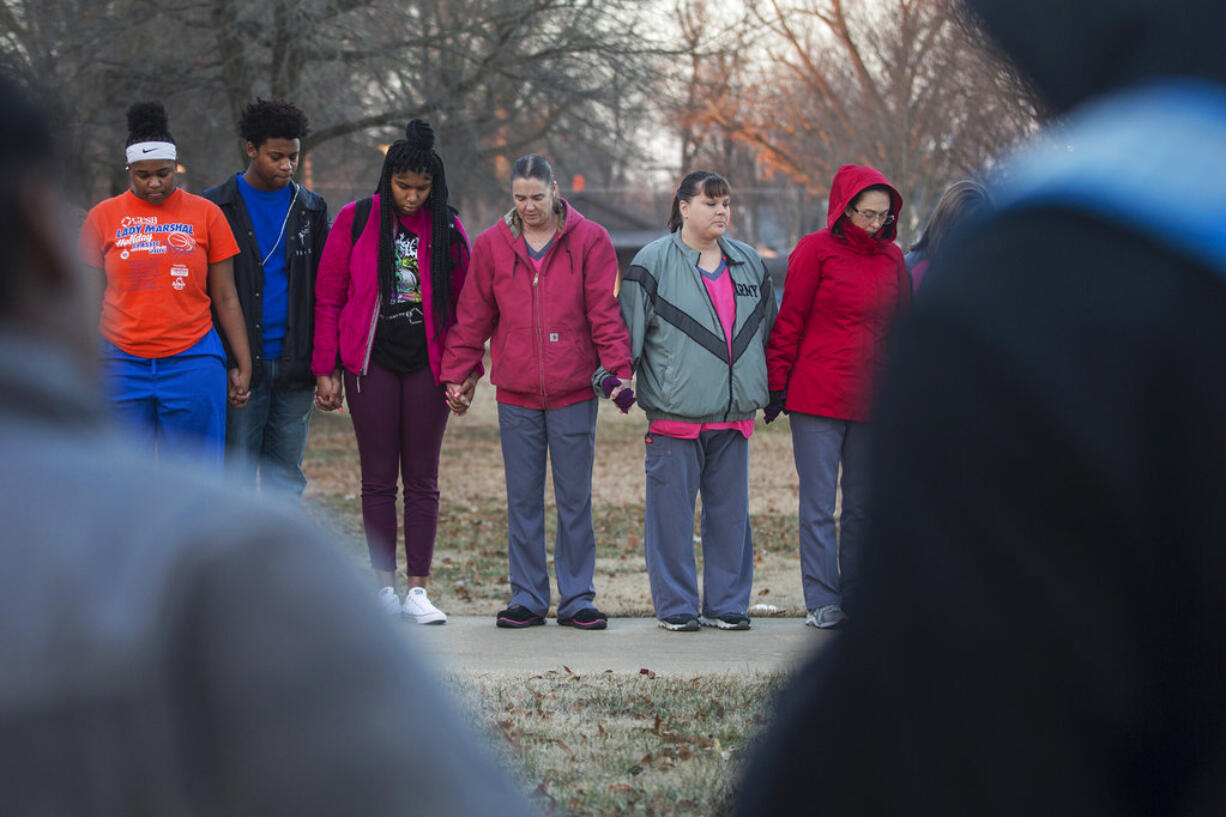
top-left (763, 390), bottom-right (786, 424)
top-left (601, 376), bottom-right (636, 414)
top-left (314, 372), bottom-right (344, 412)
top-left (227, 367), bottom-right (251, 408)
top-left (444, 371), bottom-right (479, 416)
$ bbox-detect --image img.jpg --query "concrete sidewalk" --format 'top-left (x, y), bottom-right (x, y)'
top-left (399, 616), bottom-right (832, 676)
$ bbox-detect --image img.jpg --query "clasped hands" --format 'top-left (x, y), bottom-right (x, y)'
top-left (443, 372), bottom-right (479, 416)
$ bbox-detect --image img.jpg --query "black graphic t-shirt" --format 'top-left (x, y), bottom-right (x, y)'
top-left (371, 225), bottom-right (428, 373)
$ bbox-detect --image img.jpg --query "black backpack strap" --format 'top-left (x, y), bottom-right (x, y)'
top-left (446, 205), bottom-right (469, 271)
top-left (351, 196), bottom-right (373, 244)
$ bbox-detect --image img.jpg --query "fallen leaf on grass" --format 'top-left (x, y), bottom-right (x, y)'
top-left (532, 780), bottom-right (557, 809)
top-left (608, 783), bottom-right (635, 793)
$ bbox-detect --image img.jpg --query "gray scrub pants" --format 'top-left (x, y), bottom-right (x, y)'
top-left (498, 399), bottom-right (599, 619)
top-left (790, 412), bottom-right (871, 610)
top-left (642, 429), bottom-right (754, 619)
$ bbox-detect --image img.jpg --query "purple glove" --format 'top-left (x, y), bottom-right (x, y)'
top-left (613, 387), bottom-right (636, 413)
top-left (602, 375), bottom-right (636, 413)
top-left (763, 390), bottom-right (786, 424)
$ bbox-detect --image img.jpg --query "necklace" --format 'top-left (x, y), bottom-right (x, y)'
top-left (261, 185), bottom-right (300, 267)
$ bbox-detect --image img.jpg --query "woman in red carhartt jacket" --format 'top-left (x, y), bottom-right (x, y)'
top-left (440, 154), bottom-right (632, 631)
top-left (765, 164), bottom-right (911, 629)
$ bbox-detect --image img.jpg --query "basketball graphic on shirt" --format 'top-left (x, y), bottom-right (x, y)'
top-left (167, 231), bottom-right (195, 251)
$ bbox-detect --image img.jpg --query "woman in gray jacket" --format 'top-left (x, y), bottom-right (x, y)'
top-left (618, 171), bottom-right (776, 631)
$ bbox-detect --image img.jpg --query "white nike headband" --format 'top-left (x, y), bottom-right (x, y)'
top-left (126, 141), bottom-right (177, 164)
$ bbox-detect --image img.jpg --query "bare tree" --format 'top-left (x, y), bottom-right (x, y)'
top-left (1, 0), bottom-right (668, 215)
top-left (668, 0), bottom-right (1039, 244)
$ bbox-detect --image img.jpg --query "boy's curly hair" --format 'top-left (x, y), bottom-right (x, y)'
top-left (238, 98), bottom-right (309, 147)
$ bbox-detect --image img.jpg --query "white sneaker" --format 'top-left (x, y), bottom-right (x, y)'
top-left (378, 586), bottom-right (401, 615)
top-left (402, 587), bottom-right (447, 624)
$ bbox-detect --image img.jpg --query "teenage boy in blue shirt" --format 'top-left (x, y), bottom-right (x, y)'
top-left (205, 99), bottom-right (329, 496)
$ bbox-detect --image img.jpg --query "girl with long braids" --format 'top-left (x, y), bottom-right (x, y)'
top-left (80, 101), bottom-right (251, 466)
top-left (313, 119), bottom-right (471, 623)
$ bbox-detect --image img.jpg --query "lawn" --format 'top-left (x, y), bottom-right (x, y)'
top-left (457, 670), bottom-right (787, 817)
top-left (300, 371), bottom-right (812, 815)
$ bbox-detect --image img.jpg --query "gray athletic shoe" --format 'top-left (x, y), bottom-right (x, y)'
top-left (658, 614), bottom-right (701, 631)
top-left (700, 613), bottom-right (751, 630)
top-left (805, 604), bottom-right (846, 629)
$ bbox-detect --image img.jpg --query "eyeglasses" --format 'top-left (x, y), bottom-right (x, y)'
top-left (852, 208), bottom-right (895, 225)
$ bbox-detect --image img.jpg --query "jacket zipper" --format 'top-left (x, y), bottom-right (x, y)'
top-left (713, 251), bottom-right (736, 422)
top-left (724, 267), bottom-right (736, 422)
top-left (359, 292), bottom-right (381, 391)
top-left (534, 266), bottom-right (547, 409)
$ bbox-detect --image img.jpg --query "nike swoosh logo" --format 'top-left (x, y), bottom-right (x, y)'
top-left (141, 147), bottom-right (155, 153)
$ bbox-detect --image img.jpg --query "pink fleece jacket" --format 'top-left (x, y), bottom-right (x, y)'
top-left (312, 195), bottom-right (471, 384)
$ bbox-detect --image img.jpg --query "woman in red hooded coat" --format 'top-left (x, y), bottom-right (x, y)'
top-left (764, 164), bottom-right (910, 629)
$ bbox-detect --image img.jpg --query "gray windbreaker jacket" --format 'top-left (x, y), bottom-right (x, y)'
top-left (0, 329), bottom-right (539, 816)
top-left (619, 231), bottom-right (776, 422)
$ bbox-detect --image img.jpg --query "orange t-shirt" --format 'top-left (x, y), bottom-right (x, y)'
top-left (79, 188), bottom-right (239, 358)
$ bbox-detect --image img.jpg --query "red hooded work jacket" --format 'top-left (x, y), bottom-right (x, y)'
top-left (766, 165), bottom-right (911, 422)
top-left (440, 199), bottom-right (632, 410)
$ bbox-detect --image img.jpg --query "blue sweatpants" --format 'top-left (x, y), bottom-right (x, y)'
top-left (790, 412), bottom-right (871, 610)
top-left (498, 399), bottom-right (599, 619)
top-left (642, 430), bottom-right (754, 619)
top-left (101, 330), bottom-right (227, 469)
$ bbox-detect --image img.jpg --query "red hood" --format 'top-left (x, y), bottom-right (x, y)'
top-left (827, 164), bottom-right (904, 242)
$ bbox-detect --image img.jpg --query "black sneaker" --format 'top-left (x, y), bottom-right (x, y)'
top-left (658, 614), bottom-right (701, 631)
top-left (700, 613), bottom-right (751, 631)
top-left (496, 605), bottom-right (545, 628)
top-left (557, 608), bottom-right (608, 630)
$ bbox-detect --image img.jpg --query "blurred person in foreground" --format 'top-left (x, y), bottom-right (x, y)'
top-left (0, 74), bottom-right (538, 817)
top-left (738, 0), bottom-right (1226, 813)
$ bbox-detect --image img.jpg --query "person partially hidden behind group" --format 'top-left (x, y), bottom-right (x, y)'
top-left (79, 101), bottom-right (251, 467)
top-left (905, 179), bottom-right (992, 290)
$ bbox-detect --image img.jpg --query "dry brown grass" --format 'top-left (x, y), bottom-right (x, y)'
top-left (455, 670), bottom-right (787, 817)
top-left (300, 369), bottom-right (805, 816)
top-left (302, 368), bottom-right (809, 618)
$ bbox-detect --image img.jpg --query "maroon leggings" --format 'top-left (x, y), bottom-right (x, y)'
top-left (344, 362), bottom-right (449, 575)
